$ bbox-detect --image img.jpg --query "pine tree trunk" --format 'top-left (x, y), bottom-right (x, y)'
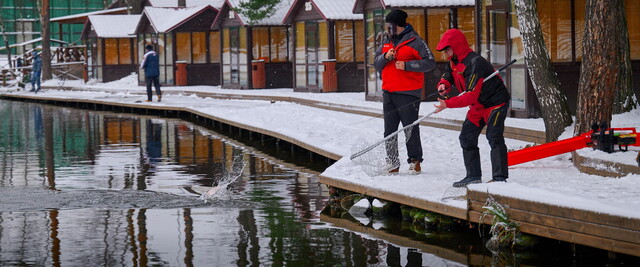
top-left (575, 0), bottom-right (619, 135)
top-left (514, 0), bottom-right (572, 142)
top-left (40, 0), bottom-right (52, 80)
top-left (614, 1), bottom-right (637, 114)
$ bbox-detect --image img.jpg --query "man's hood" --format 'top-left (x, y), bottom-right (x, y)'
top-left (436, 29), bottom-right (472, 61)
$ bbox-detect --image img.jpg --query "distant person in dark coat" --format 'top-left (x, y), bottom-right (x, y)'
top-left (140, 45), bottom-right (162, 102)
top-left (30, 51), bottom-right (42, 92)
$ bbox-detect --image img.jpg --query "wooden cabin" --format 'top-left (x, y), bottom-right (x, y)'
top-left (210, 0), bottom-right (293, 89)
top-left (283, 0), bottom-right (365, 93)
top-left (82, 15), bottom-right (141, 82)
top-left (478, 0), bottom-right (640, 118)
top-left (353, 0), bottom-right (476, 101)
top-left (135, 5), bottom-right (221, 86)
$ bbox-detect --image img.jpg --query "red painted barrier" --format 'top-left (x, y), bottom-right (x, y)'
top-left (508, 127), bottom-right (639, 166)
top-left (508, 133), bottom-right (592, 166)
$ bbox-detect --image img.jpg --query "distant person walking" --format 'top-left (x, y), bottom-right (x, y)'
top-left (140, 45), bottom-right (162, 102)
top-left (30, 51), bottom-right (42, 92)
top-left (374, 9), bottom-right (436, 174)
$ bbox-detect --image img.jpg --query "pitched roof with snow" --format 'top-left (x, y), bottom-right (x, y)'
top-left (51, 7), bottom-right (129, 23)
top-left (382, 0), bottom-right (474, 7)
top-left (311, 0), bottom-right (361, 20)
top-left (225, 0), bottom-right (294, 26)
top-left (88, 15), bottom-right (141, 38)
top-left (148, 0), bottom-right (225, 8)
top-left (353, 0), bottom-right (474, 14)
top-left (282, 0), bottom-right (361, 24)
top-left (143, 5), bottom-right (214, 33)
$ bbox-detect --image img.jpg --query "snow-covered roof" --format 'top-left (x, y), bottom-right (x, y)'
top-left (353, 0), bottom-right (474, 14)
top-left (311, 0), bottom-right (361, 20)
top-left (51, 7), bottom-right (129, 23)
top-left (382, 0), bottom-right (474, 7)
top-left (282, 0), bottom-right (361, 24)
top-left (147, 0), bottom-right (225, 8)
top-left (224, 0), bottom-right (294, 26)
top-left (88, 15), bottom-right (141, 38)
top-left (143, 5), bottom-right (215, 33)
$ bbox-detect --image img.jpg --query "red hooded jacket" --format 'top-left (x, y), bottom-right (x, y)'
top-left (436, 29), bottom-right (510, 126)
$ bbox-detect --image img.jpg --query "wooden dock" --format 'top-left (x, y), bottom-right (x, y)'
top-left (320, 174), bottom-right (640, 258)
top-left (468, 189), bottom-right (640, 257)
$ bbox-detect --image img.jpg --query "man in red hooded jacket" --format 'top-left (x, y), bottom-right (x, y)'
top-left (433, 29), bottom-right (511, 187)
top-left (374, 9), bottom-right (436, 174)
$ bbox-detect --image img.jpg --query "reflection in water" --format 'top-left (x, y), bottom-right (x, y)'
top-left (0, 100), bottom-right (637, 266)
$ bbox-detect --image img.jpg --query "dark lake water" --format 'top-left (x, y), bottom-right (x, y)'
top-left (0, 99), bottom-right (638, 266)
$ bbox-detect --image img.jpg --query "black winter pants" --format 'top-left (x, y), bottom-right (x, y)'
top-left (459, 104), bottom-right (509, 179)
top-left (146, 76), bottom-right (162, 101)
top-left (383, 91), bottom-right (423, 164)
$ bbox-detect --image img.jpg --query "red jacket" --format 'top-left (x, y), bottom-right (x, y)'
top-left (374, 25), bottom-right (435, 95)
top-left (436, 29), bottom-right (510, 126)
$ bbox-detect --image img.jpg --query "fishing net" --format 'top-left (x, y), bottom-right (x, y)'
top-left (350, 124), bottom-right (416, 176)
top-left (440, 186), bottom-right (467, 201)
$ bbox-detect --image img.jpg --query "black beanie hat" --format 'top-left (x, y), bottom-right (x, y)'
top-left (145, 44), bottom-right (153, 51)
top-left (385, 9), bottom-right (408, 27)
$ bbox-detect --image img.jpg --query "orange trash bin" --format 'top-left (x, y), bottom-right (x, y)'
top-left (175, 61), bottom-right (187, 86)
top-left (251, 59), bottom-right (266, 89)
top-left (322, 59), bottom-right (337, 93)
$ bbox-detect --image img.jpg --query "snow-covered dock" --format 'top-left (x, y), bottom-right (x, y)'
top-left (1, 80), bottom-right (639, 257)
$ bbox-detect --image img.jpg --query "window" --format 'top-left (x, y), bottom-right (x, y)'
top-left (574, 0), bottom-right (586, 61)
top-left (355, 21), bottom-right (365, 62)
top-left (270, 27), bottom-right (288, 62)
top-left (406, 9), bottom-right (426, 40)
top-left (252, 27), bottom-right (270, 61)
top-left (222, 28), bottom-right (231, 84)
top-left (335, 21), bottom-right (354, 62)
top-left (118, 39), bottom-right (132, 64)
top-left (104, 38), bottom-right (118, 65)
top-left (209, 31), bottom-right (221, 63)
top-left (318, 21), bottom-right (328, 64)
top-left (537, 0), bottom-right (572, 62)
top-left (427, 9), bottom-right (450, 62)
top-left (295, 22), bottom-right (306, 88)
top-left (192, 32), bottom-right (206, 63)
top-left (176, 32), bottom-right (191, 62)
top-left (458, 7), bottom-right (476, 51)
top-left (626, 0), bottom-right (640, 59)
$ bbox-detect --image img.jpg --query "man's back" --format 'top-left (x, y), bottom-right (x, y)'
top-left (143, 51), bottom-right (160, 77)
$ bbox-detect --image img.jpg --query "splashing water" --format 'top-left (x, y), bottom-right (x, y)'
top-left (199, 154), bottom-right (245, 201)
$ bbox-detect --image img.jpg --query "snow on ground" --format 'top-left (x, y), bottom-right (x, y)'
top-left (2, 77), bottom-right (639, 219)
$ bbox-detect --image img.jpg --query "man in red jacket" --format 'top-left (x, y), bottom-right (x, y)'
top-left (374, 10), bottom-right (436, 174)
top-left (433, 29), bottom-right (511, 187)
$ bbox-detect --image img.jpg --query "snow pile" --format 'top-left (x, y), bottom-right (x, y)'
top-left (104, 73), bottom-right (139, 87)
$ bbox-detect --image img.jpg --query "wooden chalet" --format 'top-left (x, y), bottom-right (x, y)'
top-left (210, 0), bottom-right (294, 89)
top-left (283, 0), bottom-right (365, 93)
top-left (135, 5), bottom-right (221, 86)
top-left (353, 0), bottom-right (476, 101)
top-left (476, 0), bottom-right (640, 118)
top-left (82, 15), bottom-right (141, 83)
